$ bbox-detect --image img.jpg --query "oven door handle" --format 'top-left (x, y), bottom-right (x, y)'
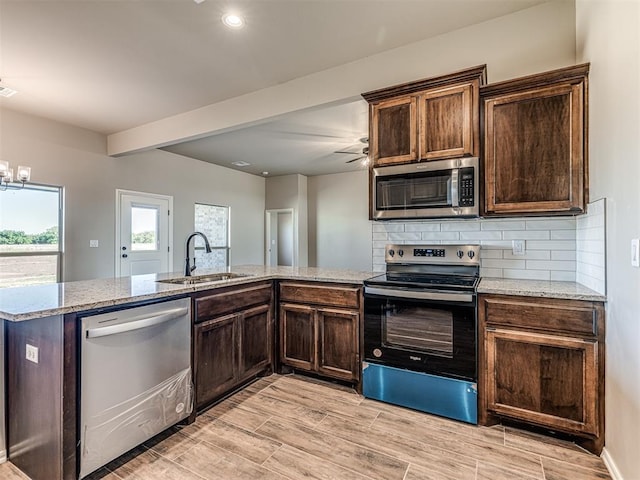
top-left (364, 286), bottom-right (474, 303)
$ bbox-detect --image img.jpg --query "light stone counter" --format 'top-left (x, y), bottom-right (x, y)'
top-left (0, 265), bottom-right (375, 322)
top-left (478, 277), bottom-right (606, 302)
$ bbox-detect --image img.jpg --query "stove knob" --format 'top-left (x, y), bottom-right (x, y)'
top-left (468, 250), bottom-right (475, 259)
top-left (457, 250), bottom-right (464, 259)
top-left (388, 249), bottom-right (395, 257)
top-left (398, 249), bottom-right (404, 257)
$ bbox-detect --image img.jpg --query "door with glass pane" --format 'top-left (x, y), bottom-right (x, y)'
top-left (117, 191), bottom-right (172, 276)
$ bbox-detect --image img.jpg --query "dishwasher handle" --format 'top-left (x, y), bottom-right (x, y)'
top-left (85, 306), bottom-right (189, 339)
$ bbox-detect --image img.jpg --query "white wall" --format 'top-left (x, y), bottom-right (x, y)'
top-left (308, 170), bottom-right (372, 271)
top-left (0, 108), bottom-right (265, 281)
top-left (576, 1), bottom-right (640, 478)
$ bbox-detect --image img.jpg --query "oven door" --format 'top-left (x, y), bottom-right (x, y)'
top-left (364, 286), bottom-right (476, 381)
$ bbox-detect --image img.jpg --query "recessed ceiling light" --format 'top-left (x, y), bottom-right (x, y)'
top-left (232, 161), bottom-right (251, 167)
top-left (222, 13), bottom-right (244, 28)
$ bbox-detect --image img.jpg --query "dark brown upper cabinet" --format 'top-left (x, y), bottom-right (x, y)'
top-left (481, 64), bottom-right (589, 216)
top-left (363, 65), bottom-right (486, 167)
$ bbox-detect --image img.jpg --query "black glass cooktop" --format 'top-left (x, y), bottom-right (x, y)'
top-left (365, 272), bottom-right (479, 291)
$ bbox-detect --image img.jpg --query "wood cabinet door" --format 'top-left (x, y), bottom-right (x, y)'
top-left (195, 313), bottom-right (238, 408)
top-left (279, 303), bottom-right (315, 371)
top-left (485, 328), bottom-right (598, 435)
top-left (370, 96), bottom-right (417, 166)
top-left (484, 83), bottom-right (585, 214)
top-left (238, 304), bottom-right (272, 381)
top-left (316, 307), bottom-right (359, 381)
top-left (419, 82), bottom-right (476, 160)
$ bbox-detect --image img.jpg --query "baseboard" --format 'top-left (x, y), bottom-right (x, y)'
top-left (602, 447), bottom-right (624, 480)
top-left (0, 449), bottom-right (7, 463)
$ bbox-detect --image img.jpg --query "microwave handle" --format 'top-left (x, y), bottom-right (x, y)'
top-left (451, 169), bottom-right (459, 207)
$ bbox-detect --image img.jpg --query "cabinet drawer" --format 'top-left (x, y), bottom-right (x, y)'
top-left (279, 282), bottom-right (360, 309)
top-left (482, 296), bottom-right (597, 336)
top-left (195, 282), bottom-right (272, 322)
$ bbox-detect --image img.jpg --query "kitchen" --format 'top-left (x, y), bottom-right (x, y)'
top-left (0, 1), bottom-right (638, 479)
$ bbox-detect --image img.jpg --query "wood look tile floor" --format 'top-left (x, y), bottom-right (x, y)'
top-left (1, 374), bottom-right (611, 480)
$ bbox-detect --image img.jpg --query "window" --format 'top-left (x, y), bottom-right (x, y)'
top-left (131, 205), bottom-right (158, 251)
top-left (0, 184), bottom-right (63, 287)
top-left (194, 203), bottom-right (229, 269)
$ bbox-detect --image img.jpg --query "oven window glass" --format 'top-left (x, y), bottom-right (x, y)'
top-left (383, 305), bottom-right (453, 357)
top-left (376, 170), bottom-right (452, 210)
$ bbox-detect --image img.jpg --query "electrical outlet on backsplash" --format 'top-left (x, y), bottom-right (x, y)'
top-left (371, 199), bottom-right (606, 294)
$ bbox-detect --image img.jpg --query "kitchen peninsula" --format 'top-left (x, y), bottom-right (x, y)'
top-left (0, 266), bottom-right (373, 480)
top-left (0, 267), bottom-right (605, 480)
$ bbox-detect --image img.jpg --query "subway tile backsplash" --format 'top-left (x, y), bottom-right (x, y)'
top-left (371, 216), bottom-right (577, 279)
top-left (371, 201), bottom-right (607, 292)
top-left (576, 198), bottom-right (606, 295)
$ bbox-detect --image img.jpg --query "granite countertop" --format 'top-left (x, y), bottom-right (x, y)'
top-left (0, 265), bottom-right (375, 322)
top-left (478, 277), bottom-right (606, 302)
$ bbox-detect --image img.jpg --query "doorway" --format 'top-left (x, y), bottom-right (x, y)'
top-left (115, 190), bottom-right (173, 276)
top-left (265, 209), bottom-right (295, 267)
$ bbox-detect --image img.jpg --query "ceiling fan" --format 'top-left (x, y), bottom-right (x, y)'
top-left (334, 137), bottom-right (369, 163)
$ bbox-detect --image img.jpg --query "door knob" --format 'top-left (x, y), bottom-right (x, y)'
top-left (122, 254), bottom-right (128, 258)
top-left (122, 246), bottom-right (127, 250)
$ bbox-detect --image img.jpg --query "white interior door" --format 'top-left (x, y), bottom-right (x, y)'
top-left (117, 191), bottom-right (173, 277)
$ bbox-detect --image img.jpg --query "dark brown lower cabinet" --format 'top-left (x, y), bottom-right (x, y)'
top-left (316, 308), bottom-right (360, 380)
top-left (6, 314), bottom-right (77, 480)
top-left (280, 303), bottom-right (315, 371)
top-left (278, 281), bottom-right (361, 383)
top-left (195, 313), bottom-right (238, 405)
top-left (478, 294), bottom-right (605, 454)
top-left (194, 282), bottom-right (273, 410)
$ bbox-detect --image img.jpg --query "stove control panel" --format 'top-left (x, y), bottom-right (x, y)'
top-left (414, 248), bottom-right (445, 257)
top-left (385, 244), bottom-right (480, 265)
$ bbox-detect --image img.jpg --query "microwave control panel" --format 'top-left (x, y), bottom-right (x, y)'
top-left (459, 167), bottom-right (475, 207)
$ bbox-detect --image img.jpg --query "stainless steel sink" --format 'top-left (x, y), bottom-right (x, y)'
top-left (157, 272), bottom-right (251, 285)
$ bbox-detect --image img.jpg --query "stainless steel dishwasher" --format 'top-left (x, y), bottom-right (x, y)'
top-left (79, 297), bottom-right (192, 479)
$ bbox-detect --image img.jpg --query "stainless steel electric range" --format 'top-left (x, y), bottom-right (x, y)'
top-left (363, 243), bottom-right (480, 424)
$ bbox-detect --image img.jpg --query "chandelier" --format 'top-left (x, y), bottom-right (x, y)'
top-left (0, 161), bottom-right (31, 191)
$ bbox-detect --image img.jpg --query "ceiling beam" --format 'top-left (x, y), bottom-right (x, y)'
top-left (107, 2), bottom-right (575, 157)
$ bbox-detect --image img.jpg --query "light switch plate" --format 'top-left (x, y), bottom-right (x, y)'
top-left (90, 240), bottom-right (99, 248)
top-left (26, 344), bottom-right (39, 364)
top-left (632, 238), bottom-right (639, 267)
top-left (512, 240), bottom-right (525, 256)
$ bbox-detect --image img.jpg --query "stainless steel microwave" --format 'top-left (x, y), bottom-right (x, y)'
top-left (371, 157), bottom-right (479, 220)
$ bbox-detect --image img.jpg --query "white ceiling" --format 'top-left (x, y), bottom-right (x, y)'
top-left (0, 0), bottom-right (545, 176)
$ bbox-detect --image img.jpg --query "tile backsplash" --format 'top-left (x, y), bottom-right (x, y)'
top-left (371, 199), bottom-right (606, 294)
top-left (372, 201), bottom-right (607, 291)
top-left (372, 217), bottom-right (577, 280)
top-left (576, 198), bottom-right (606, 295)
